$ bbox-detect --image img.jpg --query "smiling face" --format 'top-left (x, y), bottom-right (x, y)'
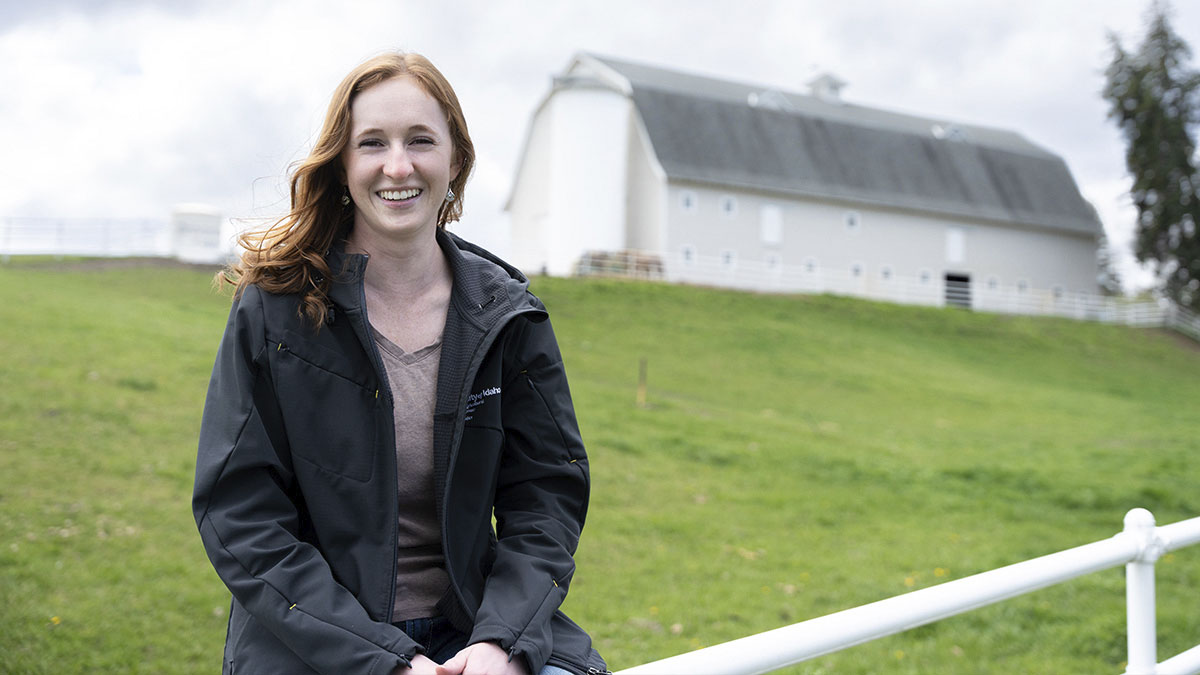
top-left (341, 75), bottom-right (460, 251)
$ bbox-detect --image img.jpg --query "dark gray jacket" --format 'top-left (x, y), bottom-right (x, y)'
top-left (193, 231), bottom-right (606, 675)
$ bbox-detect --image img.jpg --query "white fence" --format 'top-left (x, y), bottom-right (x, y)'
top-left (0, 214), bottom-right (232, 263)
top-left (575, 250), bottom-right (1200, 341)
top-left (0, 217), bottom-right (173, 259)
top-left (617, 508), bottom-right (1200, 675)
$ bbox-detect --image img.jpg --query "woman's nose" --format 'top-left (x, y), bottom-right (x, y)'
top-left (383, 148), bottom-right (413, 178)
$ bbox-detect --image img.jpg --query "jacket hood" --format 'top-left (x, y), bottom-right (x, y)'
top-left (437, 229), bottom-right (543, 325)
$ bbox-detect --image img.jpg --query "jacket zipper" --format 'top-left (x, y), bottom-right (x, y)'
top-left (347, 254), bottom-right (403, 624)
top-left (438, 303), bottom-right (545, 630)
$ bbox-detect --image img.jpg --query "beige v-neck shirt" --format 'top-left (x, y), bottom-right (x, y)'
top-left (372, 328), bottom-right (450, 621)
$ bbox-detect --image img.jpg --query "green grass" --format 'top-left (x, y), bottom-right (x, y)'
top-left (1, 261), bottom-right (1198, 674)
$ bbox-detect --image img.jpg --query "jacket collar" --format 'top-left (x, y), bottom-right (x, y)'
top-left (324, 228), bottom-right (543, 330)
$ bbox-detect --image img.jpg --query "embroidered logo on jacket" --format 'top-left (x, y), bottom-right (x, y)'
top-left (465, 386), bottom-right (501, 421)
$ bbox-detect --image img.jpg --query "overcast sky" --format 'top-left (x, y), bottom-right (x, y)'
top-left (3, 0), bottom-right (1198, 289)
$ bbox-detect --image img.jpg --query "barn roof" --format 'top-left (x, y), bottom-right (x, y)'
top-left (580, 53), bottom-right (1100, 236)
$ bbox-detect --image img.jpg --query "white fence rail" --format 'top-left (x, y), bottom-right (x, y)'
top-left (575, 250), bottom-right (1200, 341)
top-left (0, 217), bottom-right (173, 260)
top-left (617, 509), bottom-right (1200, 675)
top-left (1166, 304), bottom-right (1200, 342)
top-left (0, 213), bottom-right (233, 263)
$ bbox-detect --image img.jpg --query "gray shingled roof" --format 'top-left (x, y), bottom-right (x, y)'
top-left (589, 54), bottom-right (1100, 236)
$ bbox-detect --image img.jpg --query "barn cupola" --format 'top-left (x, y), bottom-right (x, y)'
top-left (807, 72), bottom-right (847, 103)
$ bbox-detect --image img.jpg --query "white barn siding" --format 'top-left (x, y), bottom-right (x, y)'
top-left (624, 112), bottom-right (667, 253)
top-left (966, 224), bottom-right (1098, 294)
top-left (662, 182), bottom-right (1099, 298)
top-left (665, 184), bottom-right (735, 264)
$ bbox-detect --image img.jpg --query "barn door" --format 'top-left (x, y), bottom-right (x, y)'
top-left (944, 273), bottom-right (972, 309)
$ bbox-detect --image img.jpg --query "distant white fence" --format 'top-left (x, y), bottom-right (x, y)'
top-left (618, 508), bottom-right (1200, 675)
top-left (0, 217), bottom-right (173, 259)
top-left (575, 250), bottom-right (1200, 341)
top-left (0, 212), bottom-right (232, 264)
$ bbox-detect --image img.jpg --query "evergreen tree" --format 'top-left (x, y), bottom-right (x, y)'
top-left (1096, 233), bottom-right (1125, 296)
top-left (1103, 1), bottom-right (1200, 309)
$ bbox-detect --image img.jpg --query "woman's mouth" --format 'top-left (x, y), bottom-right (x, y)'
top-left (377, 188), bottom-right (421, 202)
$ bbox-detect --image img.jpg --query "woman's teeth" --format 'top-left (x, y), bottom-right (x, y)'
top-left (378, 189), bottom-right (421, 201)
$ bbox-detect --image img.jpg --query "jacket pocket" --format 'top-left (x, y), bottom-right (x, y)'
top-left (520, 372), bottom-right (580, 461)
top-left (227, 611), bottom-right (319, 674)
top-left (273, 342), bottom-right (378, 482)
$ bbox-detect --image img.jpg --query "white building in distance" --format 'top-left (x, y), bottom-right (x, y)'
top-left (506, 53), bottom-right (1103, 309)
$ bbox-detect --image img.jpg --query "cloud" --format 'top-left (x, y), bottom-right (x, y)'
top-left (0, 0), bottom-right (192, 33)
top-left (2, 1), bottom-right (398, 217)
top-left (1, 0), bottom-right (1198, 287)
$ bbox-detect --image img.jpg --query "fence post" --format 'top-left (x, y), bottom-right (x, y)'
top-left (636, 357), bottom-right (648, 408)
top-left (1125, 508), bottom-right (1164, 675)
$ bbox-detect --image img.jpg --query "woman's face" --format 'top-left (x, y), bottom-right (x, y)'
top-left (342, 75), bottom-right (459, 248)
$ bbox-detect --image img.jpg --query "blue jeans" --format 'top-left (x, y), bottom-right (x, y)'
top-left (391, 617), bottom-right (574, 675)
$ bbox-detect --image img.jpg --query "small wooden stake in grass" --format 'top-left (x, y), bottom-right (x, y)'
top-left (636, 356), bottom-right (648, 408)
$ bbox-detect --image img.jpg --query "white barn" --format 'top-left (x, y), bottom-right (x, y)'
top-left (506, 53), bottom-right (1103, 309)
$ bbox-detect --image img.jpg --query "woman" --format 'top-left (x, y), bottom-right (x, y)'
top-left (193, 52), bottom-right (608, 675)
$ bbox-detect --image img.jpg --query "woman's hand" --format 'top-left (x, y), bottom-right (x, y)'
top-left (435, 641), bottom-right (529, 675)
top-left (394, 654), bottom-right (442, 675)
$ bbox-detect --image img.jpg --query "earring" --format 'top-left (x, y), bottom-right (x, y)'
top-left (340, 187), bottom-right (351, 206)
top-left (445, 187), bottom-right (456, 203)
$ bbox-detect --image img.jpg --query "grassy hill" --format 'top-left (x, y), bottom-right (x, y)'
top-left (1, 261), bottom-right (1197, 674)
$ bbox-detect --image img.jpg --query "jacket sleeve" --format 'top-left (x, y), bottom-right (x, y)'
top-left (192, 286), bottom-right (419, 675)
top-left (467, 314), bottom-right (591, 672)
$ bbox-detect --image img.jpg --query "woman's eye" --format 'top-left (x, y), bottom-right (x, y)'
top-left (358, 139), bottom-right (384, 148)
top-left (411, 137), bottom-right (434, 146)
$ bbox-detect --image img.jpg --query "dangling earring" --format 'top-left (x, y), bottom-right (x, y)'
top-left (445, 187), bottom-right (456, 203)
top-left (340, 187), bottom-right (351, 206)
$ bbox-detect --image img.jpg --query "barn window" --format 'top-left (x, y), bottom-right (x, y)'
top-left (1017, 279), bottom-right (1029, 293)
top-left (680, 190), bottom-right (698, 213)
top-left (845, 211), bottom-right (861, 233)
top-left (946, 227), bottom-right (965, 264)
top-left (881, 265), bottom-right (894, 282)
top-left (987, 276), bottom-right (999, 291)
top-left (721, 249), bottom-right (737, 268)
top-left (804, 257), bottom-right (818, 274)
top-left (760, 204), bottom-right (783, 246)
top-left (765, 253), bottom-right (781, 269)
top-left (919, 269), bottom-right (932, 285)
top-left (681, 245), bottom-right (696, 266)
top-left (851, 262), bottom-right (864, 278)
top-left (1053, 285), bottom-right (1065, 299)
top-left (720, 195), bottom-right (738, 217)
